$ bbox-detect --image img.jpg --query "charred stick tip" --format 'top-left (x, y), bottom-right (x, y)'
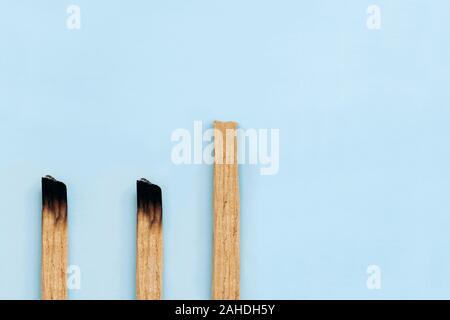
top-left (137, 178), bottom-right (162, 212)
top-left (42, 176), bottom-right (67, 203)
top-left (42, 176), bottom-right (67, 221)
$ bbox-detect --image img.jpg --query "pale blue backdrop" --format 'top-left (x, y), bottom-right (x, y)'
top-left (0, 0), bottom-right (449, 299)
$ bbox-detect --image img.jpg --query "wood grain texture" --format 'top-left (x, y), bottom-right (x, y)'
top-left (136, 179), bottom-right (163, 300)
top-left (212, 121), bottom-right (240, 300)
top-left (41, 176), bottom-right (68, 300)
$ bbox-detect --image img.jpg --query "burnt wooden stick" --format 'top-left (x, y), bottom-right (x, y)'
top-left (136, 178), bottom-right (163, 300)
top-left (212, 121), bottom-right (240, 300)
top-left (41, 175), bottom-right (68, 300)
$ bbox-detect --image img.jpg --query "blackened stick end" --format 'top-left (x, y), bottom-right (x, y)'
top-left (137, 178), bottom-right (162, 210)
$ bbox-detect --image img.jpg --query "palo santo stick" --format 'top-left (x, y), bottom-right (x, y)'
top-left (41, 175), bottom-right (68, 300)
top-left (136, 178), bottom-right (163, 300)
top-left (212, 121), bottom-right (240, 300)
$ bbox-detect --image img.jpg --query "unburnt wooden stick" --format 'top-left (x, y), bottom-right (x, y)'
top-left (212, 121), bottom-right (240, 300)
top-left (136, 178), bottom-right (163, 300)
top-left (41, 175), bottom-right (68, 300)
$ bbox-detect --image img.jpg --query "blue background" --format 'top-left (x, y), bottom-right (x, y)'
top-left (0, 0), bottom-right (450, 299)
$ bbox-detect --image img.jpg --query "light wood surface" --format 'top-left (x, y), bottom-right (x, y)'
top-left (41, 176), bottom-right (68, 300)
top-left (136, 179), bottom-right (163, 300)
top-left (212, 121), bottom-right (240, 300)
